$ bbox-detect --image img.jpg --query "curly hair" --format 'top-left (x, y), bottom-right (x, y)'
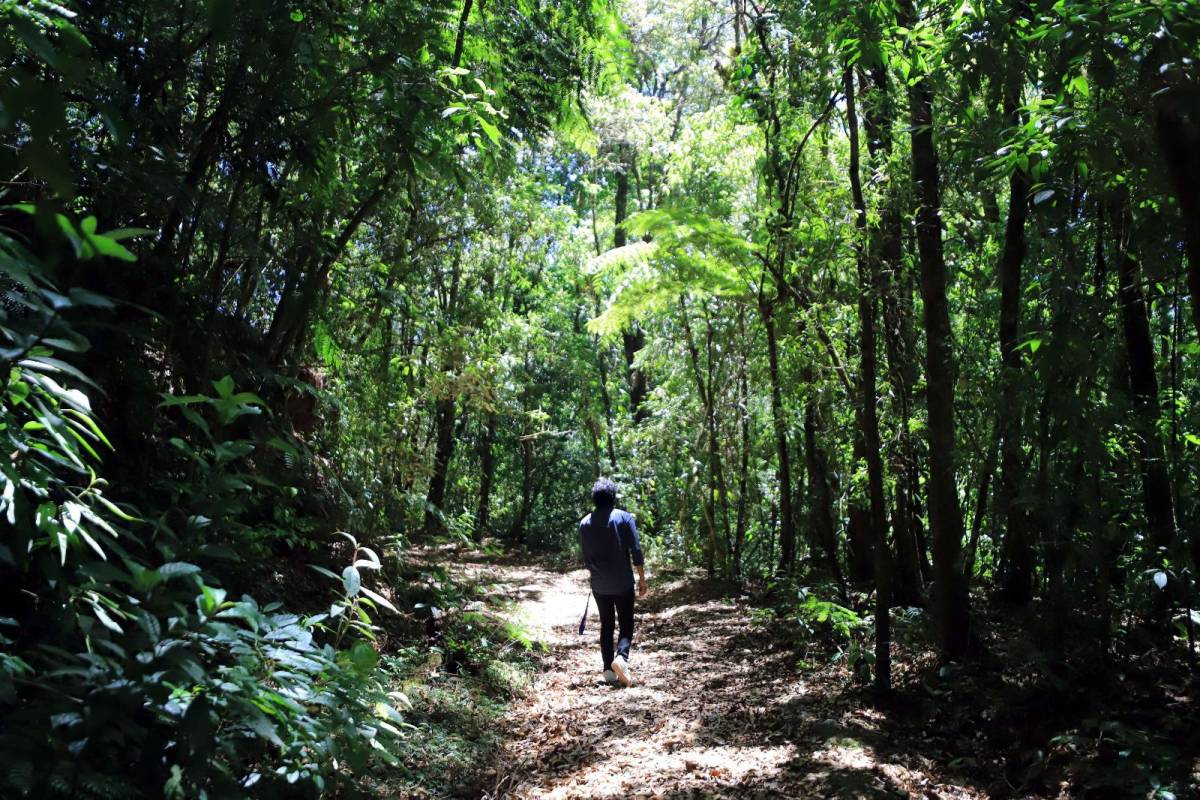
top-left (591, 477), bottom-right (617, 508)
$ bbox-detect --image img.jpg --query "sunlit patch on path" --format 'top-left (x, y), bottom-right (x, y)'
top-left (459, 561), bottom-right (988, 799)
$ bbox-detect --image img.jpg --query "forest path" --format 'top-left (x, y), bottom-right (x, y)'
top-left (450, 557), bottom-right (982, 799)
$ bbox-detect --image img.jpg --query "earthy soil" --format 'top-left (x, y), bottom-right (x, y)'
top-left (410, 552), bottom-right (1199, 800)
top-left (462, 560), bottom-right (991, 800)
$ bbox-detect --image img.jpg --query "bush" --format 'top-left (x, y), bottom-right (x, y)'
top-left (0, 213), bottom-right (404, 798)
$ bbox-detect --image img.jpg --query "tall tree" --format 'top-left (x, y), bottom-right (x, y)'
top-left (899, 0), bottom-right (971, 657)
top-left (1113, 201), bottom-right (1178, 573)
top-left (845, 62), bottom-right (892, 691)
top-left (994, 33), bottom-right (1034, 605)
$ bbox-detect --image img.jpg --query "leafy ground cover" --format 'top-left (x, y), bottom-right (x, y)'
top-left (355, 549), bottom-right (547, 798)
top-left (398, 551), bottom-right (1200, 800)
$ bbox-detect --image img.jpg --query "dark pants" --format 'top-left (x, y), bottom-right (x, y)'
top-left (595, 589), bottom-right (635, 670)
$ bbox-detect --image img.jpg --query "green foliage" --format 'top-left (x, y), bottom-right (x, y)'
top-left (4, 0), bottom-right (1200, 792)
top-left (588, 207), bottom-right (757, 336)
top-left (796, 589), bottom-right (867, 641)
top-left (0, 208), bottom-right (404, 800)
top-left (797, 589), bottom-right (874, 680)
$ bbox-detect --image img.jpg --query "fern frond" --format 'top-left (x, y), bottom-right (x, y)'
top-left (587, 240), bottom-right (657, 275)
top-left (586, 207), bottom-right (758, 335)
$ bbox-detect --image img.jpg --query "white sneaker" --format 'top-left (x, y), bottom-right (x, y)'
top-left (611, 655), bottom-right (633, 687)
top-left (603, 669), bottom-right (619, 686)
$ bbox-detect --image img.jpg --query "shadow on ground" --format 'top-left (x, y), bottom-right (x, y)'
top-left (471, 569), bottom-right (995, 799)
top-left (464, 560), bottom-right (1198, 799)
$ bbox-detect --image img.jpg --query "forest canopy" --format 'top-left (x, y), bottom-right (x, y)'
top-left (1, 0), bottom-right (1198, 796)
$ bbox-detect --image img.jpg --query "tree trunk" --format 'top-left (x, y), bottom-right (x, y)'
top-left (590, 294), bottom-right (620, 472)
top-left (704, 307), bottom-right (733, 567)
top-left (424, 395), bottom-right (457, 536)
top-left (614, 146), bottom-right (649, 423)
top-left (1151, 71), bottom-right (1200, 343)
top-left (451, 0), bottom-right (473, 69)
top-left (734, 337), bottom-right (751, 580)
top-left (865, 62), bottom-right (924, 608)
top-left (804, 401), bottom-right (841, 590)
top-left (761, 301), bottom-right (796, 575)
top-left (510, 436), bottom-right (535, 543)
top-left (680, 296), bottom-right (729, 576)
top-left (266, 171), bottom-right (395, 365)
top-left (475, 413), bottom-right (496, 542)
top-left (901, 5), bottom-right (971, 656)
top-left (994, 83), bottom-right (1034, 606)
top-left (1114, 202), bottom-right (1178, 563)
top-left (845, 64), bottom-right (892, 692)
top-left (965, 419), bottom-right (1000, 584)
top-left (623, 326), bottom-right (649, 423)
top-left (847, 431), bottom-right (875, 583)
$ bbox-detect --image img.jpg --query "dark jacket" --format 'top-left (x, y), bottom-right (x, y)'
top-left (579, 506), bottom-right (643, 595)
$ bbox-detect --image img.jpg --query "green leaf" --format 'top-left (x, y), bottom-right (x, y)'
top-left (199, 584), bottom-right (228, 615)
top-left (354, 546), bottom-right (381, 569)
top-left (360, 585), bottom-right (397, 613)
top-left (310, 564), bottom-right (341, 581)
top-left (91, 602), bottom-right (124, 633)
top-left (342, 565), bottom-right (361, 597)
top-left (477, 117), bottom-right (502, 145)
top-left (212, 375), bottom-right (235, 398)
top-left (94, 494), bottom-right (141, 522)
top-left (62, 409), bottom-right (112, 449)
top-left (349, 640), bottom-right (378, 671)
top-left (158, 562), bottom-right (202, 581)
top-left (84, 231), bottom-right (137, 262)
top-left (103, 227), bottom-right (156, 241)
top-left (77, 527), bottom-right (106, 560)
top-left (158, 394), bottom-right (210, 407)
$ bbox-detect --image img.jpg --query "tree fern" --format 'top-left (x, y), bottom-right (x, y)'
top-left (587, 206), bottom-right (760, 336)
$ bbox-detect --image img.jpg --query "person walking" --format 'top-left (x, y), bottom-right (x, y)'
top-left (579, 478), bottom-right (646, 687)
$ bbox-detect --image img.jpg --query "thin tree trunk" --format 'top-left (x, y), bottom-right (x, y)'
top-left (613, 146), bottom-right (649, 423)
top-left (866, 63), bottom-right (924, 607)
top-left (804, 401), bottom-right (842, 596)
top-left (995, 81), bottom-right (1034, 605)
top-left (680, 296), bottom-right (728, 576)
top-left (1152, 73), bottom-right (1200, 343)
top-left (451, 0), bottom-right (473, 69)
top-left (589, 295), bottom-right (619, 472)
top-left (734, 337), bottom-right (751, 580)
top-left (847, 430), bottom-right (875, 583)
top-left (965, 419), bottom-right (1000, 584)
top-left (424, 395), bottom-right (457, 536)
top-left (623, 326), bottom-right (649, 422)
top-left (1114, 202), bottom-right (1178, 565)
top-left (901, 1), bottom-right (971, 656)
top-left (760, 300), bottom-right (796, 575)
top-left (510, 436), bottom-right (535, 543)
top-left (475, 413), bottom-right (496, 541)
top-left (681, 297), bottom-right (715, 573)
top-left (703, 306), bottom-right (734, 565)
top-left (845, 64), bottom-right (891, 692)
top-left (266, 170), bottom-right (395, 364)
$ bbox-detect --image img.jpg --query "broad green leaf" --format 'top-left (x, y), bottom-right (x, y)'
top-left (212, 375), bottom-right (235, 398)
top-left (342, 565), bottom-right (361, 597)
top-left (359, 585), bottom-right (397, 613)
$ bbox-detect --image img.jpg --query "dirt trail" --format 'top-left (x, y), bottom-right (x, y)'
top-left (457, 559), bottom-right (984, 800)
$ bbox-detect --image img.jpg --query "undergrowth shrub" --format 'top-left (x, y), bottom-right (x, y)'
top-left (0, 210), bottom-right (405, 798)
top-left (362, 575), bottom-right (542, 798)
